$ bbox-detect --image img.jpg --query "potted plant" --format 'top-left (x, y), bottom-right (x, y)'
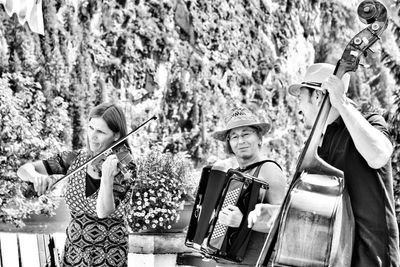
top-left (127, 147), bottom-right (197, 232)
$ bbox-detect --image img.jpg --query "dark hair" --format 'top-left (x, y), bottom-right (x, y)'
top-left (224, 126), bottom-right (263, 155)
top-left (302, 86), bottom-right (316, 97)
top-left (88, 103), bottom-right (130, 150)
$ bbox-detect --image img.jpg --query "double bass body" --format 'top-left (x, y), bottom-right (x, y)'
top-left (266, 78), bottom-right (356, 266)
top-left (274, 172), bottom-right (354, 266)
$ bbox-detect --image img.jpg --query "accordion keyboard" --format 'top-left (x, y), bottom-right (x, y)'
top-left (209, 181), bottom-right (242, 248)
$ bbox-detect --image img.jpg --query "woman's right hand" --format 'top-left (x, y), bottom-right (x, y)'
top-left (31, 174), bottom-right (53, 196)
top-left (217, 204), bottom-right (243, 227)
top-left (17, 161), bottom-right (52, 196)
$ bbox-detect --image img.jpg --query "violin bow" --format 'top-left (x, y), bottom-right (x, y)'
top-left (48, 115), bottom-right (157, 189)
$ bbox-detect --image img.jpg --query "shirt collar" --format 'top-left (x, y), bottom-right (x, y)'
top-left (328, 116), bottom-right (345, 130)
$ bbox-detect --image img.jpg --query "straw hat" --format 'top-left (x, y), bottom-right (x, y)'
top-left (288, 63), bottom-right (350, 96)
top-left (212, 107), bottom-right (271, 141)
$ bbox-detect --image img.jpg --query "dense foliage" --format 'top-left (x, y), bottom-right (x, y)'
top-left (0, 73), bottom-right (70, 225)
top-left (0, 0), bottom-right (399, 226)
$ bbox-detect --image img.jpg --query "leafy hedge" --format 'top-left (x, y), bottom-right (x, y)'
top-left (0, 73), bottom-right (70, 225)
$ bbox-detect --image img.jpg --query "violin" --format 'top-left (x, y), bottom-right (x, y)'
top-left (89, 143), bottom-right (137, 194)
top-left (90, 144), bottom-right (137, 180)
top-left (24, 116), bottom-right (156, 196)
top-left (256, 1), bottom-right (388, 266)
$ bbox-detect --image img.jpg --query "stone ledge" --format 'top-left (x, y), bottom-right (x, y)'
top-left (129, 232), bottom-right (193, 254)
top-left (0, 230), bottom-right (194, 254)
top-left (0, 227), bottom-right (194, 255)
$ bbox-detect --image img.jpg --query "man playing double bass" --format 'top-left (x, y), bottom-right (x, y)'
top-left (288, 63), bottom-right (400, 266)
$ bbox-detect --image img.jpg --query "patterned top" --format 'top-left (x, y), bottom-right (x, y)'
top-left (43, 150), bottom-right (134, 218)
top-left (43, 150), bottom-right (135, 267)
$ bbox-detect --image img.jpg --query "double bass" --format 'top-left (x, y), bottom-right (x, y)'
top-left (256, 1), bottom-right (388, 266)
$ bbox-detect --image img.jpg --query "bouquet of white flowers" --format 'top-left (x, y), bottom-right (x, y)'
top-left (128, 147), bottom-right (194, 232)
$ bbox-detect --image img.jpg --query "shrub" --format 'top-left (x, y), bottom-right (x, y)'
top-left (0, 73), bottom-right (70, 227)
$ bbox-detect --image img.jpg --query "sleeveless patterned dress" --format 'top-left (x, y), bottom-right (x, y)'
top-left (43, 150), bottom-right (134, 267)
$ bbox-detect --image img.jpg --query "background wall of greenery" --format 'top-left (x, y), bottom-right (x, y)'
top-left (0, 0), bottom-right (399, 226)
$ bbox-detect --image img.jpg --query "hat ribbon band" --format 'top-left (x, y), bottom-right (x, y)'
top-left (301, 81), bottom-right (322, 87)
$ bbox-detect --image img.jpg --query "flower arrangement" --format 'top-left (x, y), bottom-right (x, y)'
top-left (127, 147), bottom-right (195, 232)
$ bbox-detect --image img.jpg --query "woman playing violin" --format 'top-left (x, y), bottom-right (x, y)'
top-left (17, 103), bottom-right (134, 267)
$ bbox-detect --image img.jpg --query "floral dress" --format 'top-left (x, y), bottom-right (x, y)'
top-left (43, 150), bottom-right (134, 267)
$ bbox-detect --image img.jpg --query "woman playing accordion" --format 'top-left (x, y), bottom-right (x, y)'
top-left (186, 106), bottom-right (286, 266)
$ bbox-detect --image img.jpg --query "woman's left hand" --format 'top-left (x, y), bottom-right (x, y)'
top-left (218, 205), bottom-right (243, 227)
top-left (247, 203), bottom-right (278, 230)
top-left (101, 155), bottom-right (119, 181)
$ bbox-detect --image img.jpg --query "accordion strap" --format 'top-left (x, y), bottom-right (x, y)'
top-left (237, 159), bottom-right (282, 174)
top-left (228, 160), bottom-right (274, 258)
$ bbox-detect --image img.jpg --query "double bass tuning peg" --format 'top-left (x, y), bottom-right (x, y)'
top-left (363, 48), bottom-right (375, 57)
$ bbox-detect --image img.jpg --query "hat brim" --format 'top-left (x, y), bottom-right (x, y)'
top-left (288, 83), bottom-right (323, 96)
top-left (212, 122), bottom-right (271, 141)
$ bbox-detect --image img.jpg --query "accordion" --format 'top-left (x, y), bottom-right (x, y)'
top-left (185, 165), bottom-right (269, 263)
